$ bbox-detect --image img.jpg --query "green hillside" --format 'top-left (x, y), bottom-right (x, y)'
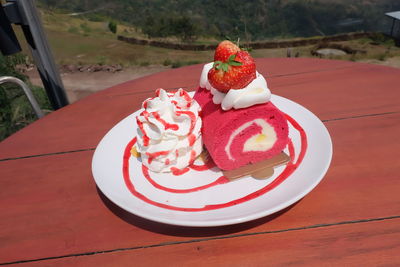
top-left (37, 0), bottom-right (400, 41)
top-left (13, 10), bottom-right (214, 66)
top-left (11, 8), bottom-right (399, 68)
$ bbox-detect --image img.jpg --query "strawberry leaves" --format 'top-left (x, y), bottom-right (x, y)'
top-left (227, 54), bottom-right (243, 66)
top-left (213, 54), bottom-right (243, 72)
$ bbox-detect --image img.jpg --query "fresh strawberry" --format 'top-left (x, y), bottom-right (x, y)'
top-left (214, 40), bottom-right (241, 62)
top-left (208, 51), bottom-right (256, 93)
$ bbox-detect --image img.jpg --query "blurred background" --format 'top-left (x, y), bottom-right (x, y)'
top-left (1, 0), bottom-right (400, 140)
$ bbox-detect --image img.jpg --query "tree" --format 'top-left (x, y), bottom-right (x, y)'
top-left (175, 16), bottom-right (198, 42)
top-left (108, 21), bottom-right (117, 34)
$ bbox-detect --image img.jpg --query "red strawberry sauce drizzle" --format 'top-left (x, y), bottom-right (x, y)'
top-left (189, 150), bottom-right (197, 165)
top-left (188, 133), bottom-right (196, 146)
top-left (176, 110), bottom-right (196, 133)
top-left (152, 112), bottom-right (179, 131)
top-left (146, 150), bottom-right (170, 164)
top-left (137, 90), bottom-right (196, 148)
top-left (170, 167), bottom-right (190, 176)
top-left (190, 156), bottom-right (216, 171)
top-left (155, 88), bottom-right (162, 96)
top-left (123, 113), bottom-right (307, 212)
top-left (140, 111), bottom-right (151, 121)
top-left (142, 164), bottom-right (228, 193)
top-left (139, 110), bottom-right (179, 131)
top-left (179, 89), bottom-right (193, 108)
top-left (136, 119), bottom-right (149, 146)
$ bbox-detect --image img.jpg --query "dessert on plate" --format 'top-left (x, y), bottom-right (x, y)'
top-left (193, 40), bottom-right (289, 177)
top-left (135, 40), bottom-right (289, 179)
top-left (135, 88), bottom-right (203, 173)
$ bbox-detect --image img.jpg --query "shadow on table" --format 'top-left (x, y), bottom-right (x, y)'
top-left (97, 187), bottom-right (299, 237)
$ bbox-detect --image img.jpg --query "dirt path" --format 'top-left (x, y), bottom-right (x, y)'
top-left (359, 56), bottom-right (400, 69)
top-left (26, 65), bottom-right (169, 103)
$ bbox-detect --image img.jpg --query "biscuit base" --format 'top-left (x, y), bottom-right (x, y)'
top-left (223, 152), bottom-right (290, 181)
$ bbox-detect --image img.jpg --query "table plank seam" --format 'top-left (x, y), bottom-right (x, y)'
top-left (0, 148), bottom-right (95, 162)
top-left (1, 215), bottom-right (399, 266)
top-left (322, 111), bottom-right (400, 123)
top-left (265, 64), bottom-right (356, 78)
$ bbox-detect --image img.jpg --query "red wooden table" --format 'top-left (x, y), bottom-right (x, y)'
top-left (1, 58), bottom-right (399, 266)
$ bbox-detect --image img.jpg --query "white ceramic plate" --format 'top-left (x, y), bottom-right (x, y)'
top-left (92, 94), bottom-right (332, 227)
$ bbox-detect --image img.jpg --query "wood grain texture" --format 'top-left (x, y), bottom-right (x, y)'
top-left (268, 62), bottom-right (400, 120)
top-left (1, 59), bottom-right (399, 159)
top-left (1, 113), bottom-right (399, 264)
top-left (13, 219), bottom-right (400, 267)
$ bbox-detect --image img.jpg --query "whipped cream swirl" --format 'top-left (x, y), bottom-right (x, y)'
top-left (200, 62), bottom-right (271, 110)
top-left (136, 89), bottom-right (203, 173)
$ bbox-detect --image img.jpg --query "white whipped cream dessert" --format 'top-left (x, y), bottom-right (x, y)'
top-left (199, 62), bottom-right (271, 110)
top-left (136, 89), bottom-right (203, 172)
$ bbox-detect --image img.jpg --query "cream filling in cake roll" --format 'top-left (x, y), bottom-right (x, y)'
top-left (225, 119), bottom-right (277, 161)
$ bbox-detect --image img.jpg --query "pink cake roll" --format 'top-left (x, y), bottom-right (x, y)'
top-left (194, 87), bottom-right (289, 170)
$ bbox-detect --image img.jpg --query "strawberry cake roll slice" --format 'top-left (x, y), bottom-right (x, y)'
top-left (194, 87), bottom-right (288, 170)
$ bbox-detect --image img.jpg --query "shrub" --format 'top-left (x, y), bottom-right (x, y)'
top-left (96, 55), bottom-right (108, 65)
top-left (171, 61), bottom-right (182, 68)
top-left (0, 54), bottom-right (51, 141)
top-left (86, 13), bottom-right (106, 22)
top-left (68, 26), bottom-right (79, 34)
top-left (108, 21), bottom-right (117, 34)
top-left (80, 23), bottom-right (91, 34)
top-left (162, 59), bottom-right (172, 66)
top-left (184, 60), bottom-right (201, 65)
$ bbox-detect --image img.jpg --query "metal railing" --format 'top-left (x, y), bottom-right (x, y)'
top-left (0, 76), bottom-right (45, 118)
top-left (1, 0), bottom-right (68, 110)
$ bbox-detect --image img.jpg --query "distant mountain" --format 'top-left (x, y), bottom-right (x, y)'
top-left (37, 0), bottom-right (400, 41)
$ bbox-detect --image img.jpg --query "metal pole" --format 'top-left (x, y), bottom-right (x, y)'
top-left (6, 0), bottom-right (69, 110)
top-left (390, 18), bottom-right (395, 37)
top-left (0, 4), bottom-right (21, 55)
